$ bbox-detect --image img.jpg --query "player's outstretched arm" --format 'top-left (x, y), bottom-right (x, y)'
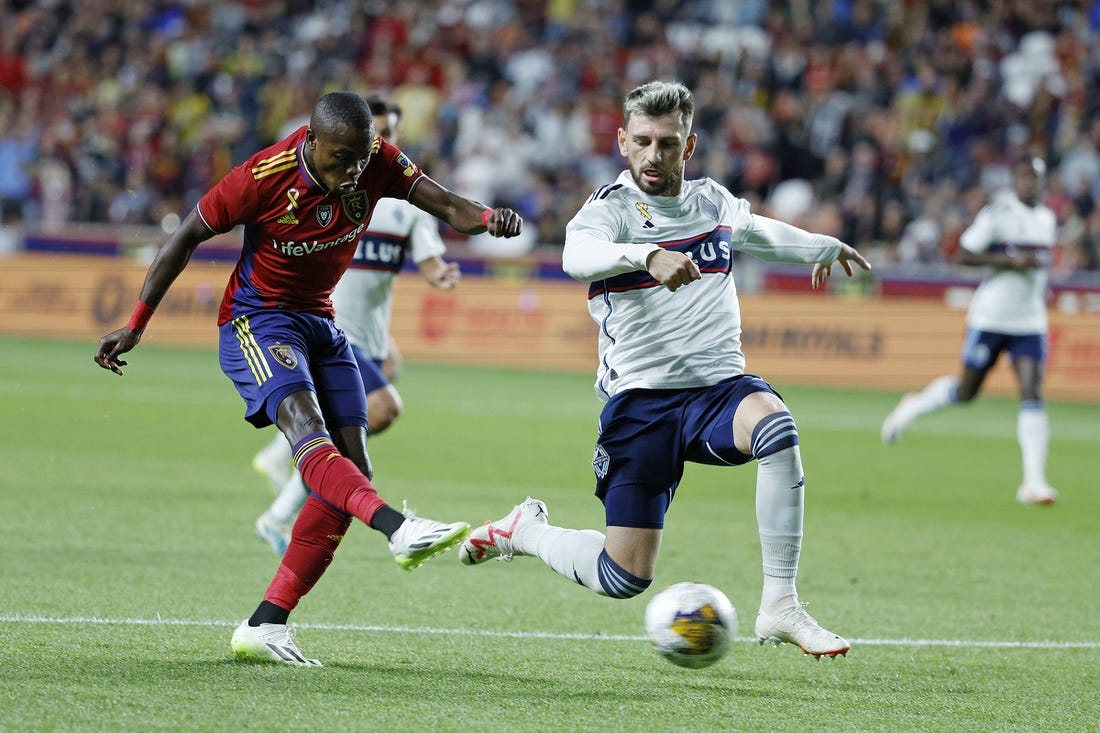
top-left (93, 210), bottom-right (212, 375)
top-left (408, 177), bottom-right (522, 237)
top-left (811, 242), bottom-right (871, 289)
top-left (417, 256), bottom-right (460, 290)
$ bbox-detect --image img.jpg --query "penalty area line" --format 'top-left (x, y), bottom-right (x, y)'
top-left (2, 615), bottom-right (1097, 650)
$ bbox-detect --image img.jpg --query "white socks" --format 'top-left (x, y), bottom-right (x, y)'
top-left (910, 375), bottom-right (958, 417)
top-left (518, 524), bottom-right (607, 594)
top-left (269, 472), bottom-right (309, 524)
top-left (756, 445), bottom-right (804, 612)
top-left (1018, 401), bottom-right (1050, 487)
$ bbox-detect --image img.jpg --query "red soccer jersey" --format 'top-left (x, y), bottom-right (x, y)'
top-left (197, 125), bottom-right (425, 324)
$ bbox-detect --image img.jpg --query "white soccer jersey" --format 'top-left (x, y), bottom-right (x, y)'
top-left (958, 190), bottom-right (1056, 335)
top-left (563, 170), bottom-right (842, 401)
top-left (330, 198), bottom-right (446, 360)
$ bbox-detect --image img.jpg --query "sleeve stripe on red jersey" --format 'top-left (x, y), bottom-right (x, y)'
top-left (251, 151), bottom-right (298, 180)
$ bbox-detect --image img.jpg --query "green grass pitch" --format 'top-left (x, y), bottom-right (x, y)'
top-left (2, 336), bottom-right (1098, 731)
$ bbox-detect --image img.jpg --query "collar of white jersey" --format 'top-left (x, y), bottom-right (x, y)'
top-left (617, 169), bottom-right (696, 207)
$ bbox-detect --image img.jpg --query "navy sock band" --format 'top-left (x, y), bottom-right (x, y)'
top-left (596, 549), bottom-right (652, 598)
top-left (751, 411), bottom-right (799, 459)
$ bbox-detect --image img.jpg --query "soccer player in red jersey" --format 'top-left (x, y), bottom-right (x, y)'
top-left (94, 91), bottom-right (523, 666)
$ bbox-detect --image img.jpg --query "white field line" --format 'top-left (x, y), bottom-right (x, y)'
top-left (3, 615), bottom-right (1097, 650)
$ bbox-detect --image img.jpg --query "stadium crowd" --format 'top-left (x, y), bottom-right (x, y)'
top-left (1, 0), bottom-right (1099, 272)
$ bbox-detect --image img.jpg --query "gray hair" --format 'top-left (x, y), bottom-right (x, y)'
top-left (623, 81), bottom-right (695, 126)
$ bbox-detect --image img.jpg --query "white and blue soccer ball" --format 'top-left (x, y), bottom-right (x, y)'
top-left (644, 581), bottom-right (737, 669)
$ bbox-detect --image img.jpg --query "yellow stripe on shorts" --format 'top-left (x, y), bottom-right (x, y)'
top-left (232, 316), bottom-right (274, 384)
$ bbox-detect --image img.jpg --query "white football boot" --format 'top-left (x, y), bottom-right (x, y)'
top-left (1016, 482), bottom-right (1058, 506)
top-left (459, 497), bottom-right (549, 565)
top-left (880, 393), bottom-right (918, 445)
top-left (231, 621), bottom-right (322, 666)
top-left (755, 602), bottom-right (850, 659)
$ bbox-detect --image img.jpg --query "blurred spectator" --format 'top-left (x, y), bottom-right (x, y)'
top-left (0, 100), bottom-right (36, 222)
top-left (0, 0), bottom-right (1096, 274)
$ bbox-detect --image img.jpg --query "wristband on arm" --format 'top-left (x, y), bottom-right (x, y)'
top-left (126, 300), bottom-right (155, 332)
top-left (480, 208), bottom-right (493, 228)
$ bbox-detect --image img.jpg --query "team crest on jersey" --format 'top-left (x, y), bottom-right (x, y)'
top-left (316, 204), bottom-right (334, 228)
top-left (592, 443), bottom-right (610, 479)
top-left (635, 201), bottom-right (655, 229)
top-left (268, 344), bottom-right (298, 369)
top-left (396, 152), bottom-right (419, 178)
top-left (342, 191), bottom-right (368, 224)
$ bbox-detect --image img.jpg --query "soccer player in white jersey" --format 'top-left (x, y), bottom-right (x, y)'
top-left (459, 80), bottom-right (870, 659)
top-left (251, 97), bottom-right (460, 555)
top-left (881, 157), bottom-right (1059, 505)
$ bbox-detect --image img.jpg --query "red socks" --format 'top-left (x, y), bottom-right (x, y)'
top-left (293, 432), bottom-right (385, 524)
top-left (264, 495), bottom-right (351, 610)
top-left (262, 432), bottom-right (386, 613)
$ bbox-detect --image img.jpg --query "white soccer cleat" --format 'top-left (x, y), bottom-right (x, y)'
top-left (231, 620), bottom-right (322, 666)
top-left (459, 497), bottom-right (549, 565)
top-left (387, 502), bottom-right (470, 571)
top-left (755, 602), bottom-right (850, 659)
top-left (254, 510), bottom-right (292, 557)
top-left (252, 442), bottom-right (292, 494)
top-left (881, 393), bottom-right (918, 445)
top-left (1016, 483), bottom-right (1058, 506)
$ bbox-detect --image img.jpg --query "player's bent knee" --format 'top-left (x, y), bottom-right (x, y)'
top-left (750, 411), bottom-right (799, 459)
top-left (596, 549), bottom-right (653, 599)
top-left (366, 387), bottom-right (403, 434)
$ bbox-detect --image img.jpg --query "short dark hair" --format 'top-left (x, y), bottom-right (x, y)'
top-left (311, 91), bottom-right (374, 135)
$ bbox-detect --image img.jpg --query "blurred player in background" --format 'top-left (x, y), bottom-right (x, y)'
top-left (460, 81), bottom-right (868, 659)
top-left (251, 96), bottom-right (460, 557)
top-left (94, 91), bottom-right (522, 666)
top-left (881, 157), bottom-right (1059, 505)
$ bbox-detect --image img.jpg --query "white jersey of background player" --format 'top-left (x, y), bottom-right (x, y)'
top-left (251, 98), bottom-right (460, 555)
top-left (882, 157), bottom-right (1059, 505)
top-left (459, 81), bottom-right (871, 660)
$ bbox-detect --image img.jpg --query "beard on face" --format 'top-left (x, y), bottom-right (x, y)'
top-left (631, 161), bottom-right (681, 196)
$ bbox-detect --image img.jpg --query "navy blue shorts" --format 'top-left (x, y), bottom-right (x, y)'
top-left (218, 310), bottom-right (367, 429)
top-left (351, 344), bottom-right (389, 395)
top-left (592, 374), bottom-right (780, 529)
top-left (961, 329), bottom-right (1046, 372)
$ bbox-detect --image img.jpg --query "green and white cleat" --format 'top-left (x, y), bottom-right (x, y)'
top-left (387, 502), bottom-right (470, 571)
top-left (231, 620), bottom-right (322, 667)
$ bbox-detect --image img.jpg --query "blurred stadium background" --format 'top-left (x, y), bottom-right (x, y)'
top-left (1, 0), bottom-right (1098, 400)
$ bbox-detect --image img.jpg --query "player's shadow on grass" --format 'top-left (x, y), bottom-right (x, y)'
top-left (211, 657), bottom-right (763, 699)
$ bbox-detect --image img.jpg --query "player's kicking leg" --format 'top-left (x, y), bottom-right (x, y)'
top-left (460, 498), bottom-right (653, 599)
top-left (881, 375), bottom-right (958, 444)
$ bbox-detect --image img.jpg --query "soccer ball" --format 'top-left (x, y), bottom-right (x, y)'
top-left (644, 582), bottom-right (737, 669)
